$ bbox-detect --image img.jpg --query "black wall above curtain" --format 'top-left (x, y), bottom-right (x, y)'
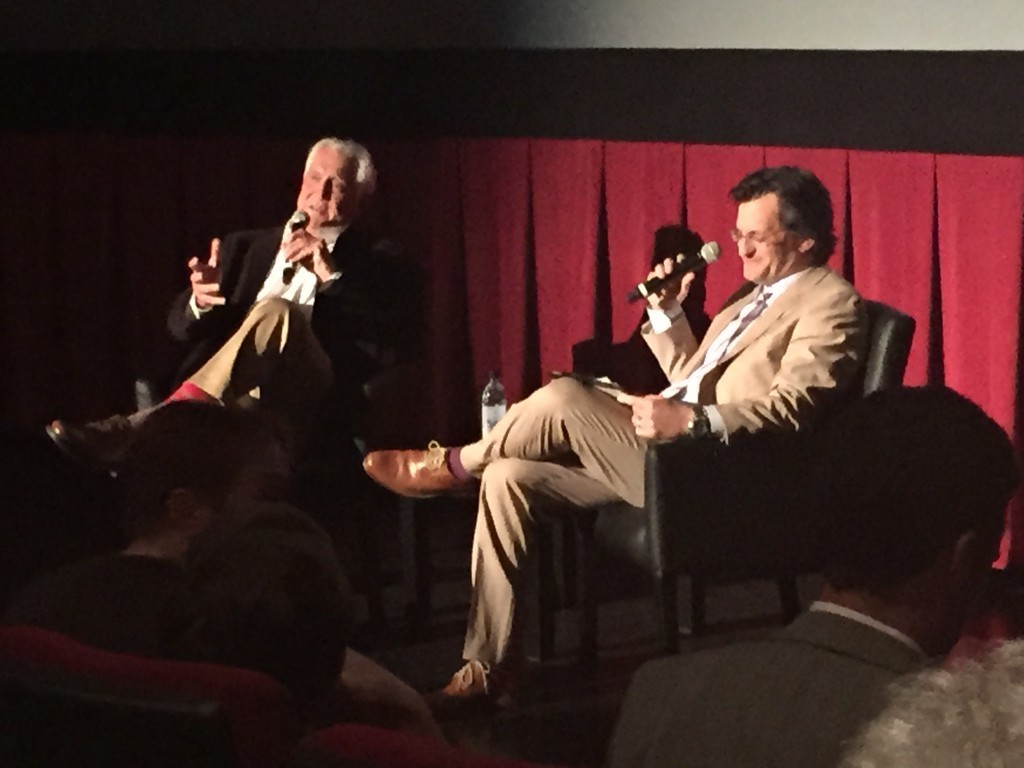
top-left (4, 49), bottom-right (1024, 155)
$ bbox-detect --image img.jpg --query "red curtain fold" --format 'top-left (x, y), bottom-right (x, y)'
top-left (848, 151), bottom-right (936, 385)
top-left (935, 155), bottom-right (1022, 433)
top-left (116, 137), bottom-right (192, 396)
top-left (529, 139), bottom-right (604, 379)
top-left (764, 147), bottom-right (850, 280)
top-left (246, 137), bottom-right (310, 231)
top-left (603, 141), bottom-right (685, 343)
top-left (0, 135), bottom-right (64, 423)
top-left (458, 138), bottom-right (533, 405)
top-left (373, 139), bottom-right (475, 445)
top-left (175, 138), bottom-right (253, 259)
top-left (936, 154), bottom-right (1024, 566)
top-left (683, 145), bottom-right (766, 314)
top-left (45, 136), bottom-right (125, 419)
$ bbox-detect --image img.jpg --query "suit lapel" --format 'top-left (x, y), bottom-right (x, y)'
top-left (712, 266), bottom-right (831, 368)
top-left (236, 227), bottom-right (285, 306)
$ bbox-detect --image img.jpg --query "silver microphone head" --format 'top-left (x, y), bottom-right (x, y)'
top-left (700, 241), bottom-right (721, 264)
top-left (288, 210), bottom-right (310, 231)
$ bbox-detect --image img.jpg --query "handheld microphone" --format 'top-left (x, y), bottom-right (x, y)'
top-left (626, 241), bottom-right (721, 303)
top-left (287, 209), bottom-right (310, 232)
top-left (282, 210), bottom-right (310, 285)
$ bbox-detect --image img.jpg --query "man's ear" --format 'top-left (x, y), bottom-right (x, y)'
top-left (950, 529), bottom-right (998, 584)
top-left (797, 236), bottom-right (816, 254)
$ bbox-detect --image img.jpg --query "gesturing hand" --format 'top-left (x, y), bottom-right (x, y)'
top-left (644, 257), bottom-right (697, 311)
top-left (281, 227), bottom-right (336, 284)
top-left (188, 237), bottom-right (225, 309)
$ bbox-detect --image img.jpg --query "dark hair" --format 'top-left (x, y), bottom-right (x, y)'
top-left (820, 386), bottom-right (1019, 592)
top-left (729, 165), bottom-right (836, 264)
top-left (118, 402), bottom-right (288, 538)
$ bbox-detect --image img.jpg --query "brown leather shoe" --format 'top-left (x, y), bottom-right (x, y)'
top-left (426, 660), bottom-right (517, 710)
top-left (45, 415), bottom-right (136, 469)
top-left (362, 440), bottom-right (471, 498)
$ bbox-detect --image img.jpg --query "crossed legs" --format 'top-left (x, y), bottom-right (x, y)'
top-left (459, 377), bottom-right (647, 665)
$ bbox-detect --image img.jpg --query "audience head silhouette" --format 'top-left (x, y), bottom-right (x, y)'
top-left (118, 402), bottom-right (292, 556)
top-left (818, 385), bottom-right (1019, 655)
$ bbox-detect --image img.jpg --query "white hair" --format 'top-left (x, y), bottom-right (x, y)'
top-left (305, 137), bottom-right (377, 199)
top-left (841, 639), bottom-right (1024, 768)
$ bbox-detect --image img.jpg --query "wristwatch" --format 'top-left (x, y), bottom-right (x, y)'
top-left (686, 405), bottom-right (712, 439)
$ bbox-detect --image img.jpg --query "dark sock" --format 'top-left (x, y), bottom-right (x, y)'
top-left (445, 447), bottom-right (472, 480)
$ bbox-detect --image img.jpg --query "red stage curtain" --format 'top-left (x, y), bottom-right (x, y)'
top-left (529, 139), bottom-right (603, 378)
top-left (4, 134), bottom-right (1024, 560)
top-left (683, 145), bottom-right (765, 314)
top-left (458, 139), bottom-right (533, 405)
top-left (935, 155), bottom-right (1022, 434)
top-left (936, 155), bottom-right (1024, 565)
top-left (116, 137), bottom-right (195, 395)
top-left (247, 137), bottom-right (310, 233)
top-left (373, 139), bottom-right (475, 444)
top-left (848, 151), bottom-right (936, 386)
top-left (604, 141), bottom-right (685, 343)
top-left (0, 135), bottom-right (65, 423)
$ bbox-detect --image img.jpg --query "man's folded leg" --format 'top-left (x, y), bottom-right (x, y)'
top-left (47, 298), bottom-right (331, 468)
top-left (363, 376), bottom-right (644, 506)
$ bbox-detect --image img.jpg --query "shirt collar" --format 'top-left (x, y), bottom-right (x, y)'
top-left (810, 600), bottom-right (925, 655)
top-left (758, 266), bottom-right (808, 304)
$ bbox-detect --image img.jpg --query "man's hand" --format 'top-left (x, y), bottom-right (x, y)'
top-left (282, 228), bottom-right (336, 284)
top-left (188, 237), bottom-right (226, 309)
top-left (644, 257), bottom-right (697, 312)
top-left (617, 393), bottom-right (694, 440)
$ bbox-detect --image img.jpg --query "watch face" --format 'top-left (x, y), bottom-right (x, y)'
top-left (689, 408), bottom-right (710, 437)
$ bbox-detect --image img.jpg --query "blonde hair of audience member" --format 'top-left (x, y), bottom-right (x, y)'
top-left (841, 639), bottom-right (1024, 768)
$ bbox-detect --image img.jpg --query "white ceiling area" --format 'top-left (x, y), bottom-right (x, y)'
top-left (6, 0), bottom-right (1024, 51)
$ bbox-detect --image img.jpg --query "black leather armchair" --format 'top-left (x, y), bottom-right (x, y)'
top-left (549, 299), bottom-right (915, 661)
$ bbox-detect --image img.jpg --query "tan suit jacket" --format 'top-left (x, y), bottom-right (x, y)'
top-left (642, 266), bottom-right (867, 436)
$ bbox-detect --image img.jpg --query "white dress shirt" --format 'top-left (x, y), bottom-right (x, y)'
top-left (190, 222), bottom-right (345, 321)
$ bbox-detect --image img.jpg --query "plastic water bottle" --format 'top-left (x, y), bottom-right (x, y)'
top-left (481, 371), bottom-right (507, 438)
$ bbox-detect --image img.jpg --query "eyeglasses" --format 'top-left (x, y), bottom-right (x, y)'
top-left (729, 228), bottom-right (787, 247)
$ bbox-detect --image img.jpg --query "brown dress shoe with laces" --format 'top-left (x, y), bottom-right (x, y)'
top-left (426, 660), bottom-right (517, 710)
top-left (45, 415), bottom-right (137, 469)
top-left (362, 440), bottom-right (471, 498)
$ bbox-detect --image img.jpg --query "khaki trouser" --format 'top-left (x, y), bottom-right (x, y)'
top-left (458, 376), bottom-right (646, 664)
top-left (187, 298), bottom-right (333, 442)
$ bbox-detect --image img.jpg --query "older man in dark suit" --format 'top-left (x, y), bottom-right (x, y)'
top-left (606, 386), bottom-right (1019, 768)
top-left (47, 137), bottom-right (417, 465)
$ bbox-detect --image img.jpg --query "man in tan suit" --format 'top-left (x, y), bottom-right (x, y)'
top-left (364, 166), bottom-right (868, 705)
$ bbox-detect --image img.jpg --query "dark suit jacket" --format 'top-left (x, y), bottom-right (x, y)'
top-left (606, 610), bottom-right (926, 768)
top-left (166, 225), bottom-right (422, 438)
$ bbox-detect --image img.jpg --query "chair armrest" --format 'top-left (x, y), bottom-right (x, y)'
top-left (644, 432), bottom-right (828, 580)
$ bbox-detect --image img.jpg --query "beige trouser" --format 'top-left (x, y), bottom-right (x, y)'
top-left (186, 298), bottom-right (333, 442)
top-left (458, 376), bottom-right (646, 664)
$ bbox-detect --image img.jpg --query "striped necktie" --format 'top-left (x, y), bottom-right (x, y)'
top-left (704, 287), bottom-right (772, 368)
